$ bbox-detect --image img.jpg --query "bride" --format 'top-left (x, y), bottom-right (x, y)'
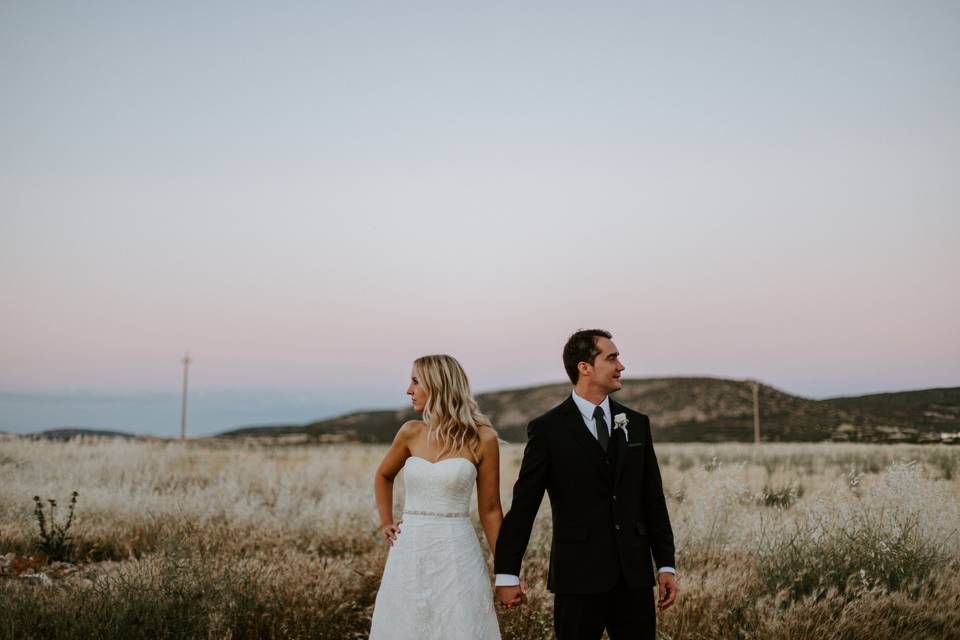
top-left (369, 354), bottom-right (511, 639)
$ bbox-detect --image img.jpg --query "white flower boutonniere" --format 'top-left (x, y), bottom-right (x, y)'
top-left (613, 413), bottom-right (629, 438)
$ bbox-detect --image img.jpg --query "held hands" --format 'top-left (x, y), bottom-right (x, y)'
top-left (657, 572), bottom-right (678, 610)
top-left (381, 520), bottom-right (402, 546)
top-left (495, 578), bottom-right (527, 609)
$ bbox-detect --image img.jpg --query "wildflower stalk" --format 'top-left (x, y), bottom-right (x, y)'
top-left (32, 491), bottom-right (79, 562)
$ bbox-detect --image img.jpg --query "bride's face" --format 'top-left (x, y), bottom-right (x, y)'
top-left (406, 370), bottom-right (429, 413)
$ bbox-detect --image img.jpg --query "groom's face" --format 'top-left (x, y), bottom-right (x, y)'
top-left (586, 337), bottom-right (625, 394)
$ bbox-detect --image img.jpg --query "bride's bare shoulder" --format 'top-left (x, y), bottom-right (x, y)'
top-left (397, 419), bottom-right (426, 440)
top-left (477, 425), bottom-right (499, 445)
top-left (399, 419), bottom-right (426, 431)
top-left (475, 426), bottom-right (500, 467)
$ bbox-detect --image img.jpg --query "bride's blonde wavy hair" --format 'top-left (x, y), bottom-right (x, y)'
top-left (413, 354), bottom-right (491, 462)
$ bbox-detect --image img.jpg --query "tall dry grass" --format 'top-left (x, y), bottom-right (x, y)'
top-left (1, 439), bottom-right (959, 639)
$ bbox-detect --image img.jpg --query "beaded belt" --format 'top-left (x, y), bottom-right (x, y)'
top-left (403, 509), bottom-right (469, 518)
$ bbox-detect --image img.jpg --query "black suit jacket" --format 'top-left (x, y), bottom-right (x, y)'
top-left (494, 395), bottom-right (675, 594)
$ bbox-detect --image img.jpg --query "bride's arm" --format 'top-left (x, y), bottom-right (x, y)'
top-left (476, 427), bottom-right (504, 555)
top-left (374, 421), bottom-right (417, 544)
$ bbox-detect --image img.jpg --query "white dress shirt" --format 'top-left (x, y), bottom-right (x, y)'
top-left (495, 390), bottom-right (675, 587)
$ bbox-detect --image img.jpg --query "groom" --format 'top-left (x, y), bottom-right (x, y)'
top-left (494, 329), bottom-right (677, 639)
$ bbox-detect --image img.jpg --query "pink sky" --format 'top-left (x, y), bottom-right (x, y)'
top-left (2, 2), bottom-right (958, 401)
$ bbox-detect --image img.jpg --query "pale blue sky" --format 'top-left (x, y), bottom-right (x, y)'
top-left (2, 2), bottom-right (958, 432)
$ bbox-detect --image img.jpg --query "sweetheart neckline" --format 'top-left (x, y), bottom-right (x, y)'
top-left (407, 455), bottom-right (476, 467)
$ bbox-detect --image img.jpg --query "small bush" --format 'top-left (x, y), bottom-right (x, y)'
top-left (926, 448), bottom-right (959, 480)
top-left (761, 482), bottom-right (804, 509)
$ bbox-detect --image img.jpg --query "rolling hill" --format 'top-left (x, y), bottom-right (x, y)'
top-left (220, 377), bottom-right (960, 444)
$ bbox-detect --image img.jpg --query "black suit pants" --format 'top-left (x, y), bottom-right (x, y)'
top-left (553, 573), bottom-right (655, 640)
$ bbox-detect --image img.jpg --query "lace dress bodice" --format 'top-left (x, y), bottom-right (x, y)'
top-left (402, 457), bottom-right (476, 516)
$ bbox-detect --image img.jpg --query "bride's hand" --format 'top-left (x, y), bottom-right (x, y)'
top-left (381, 520), bottom-right (402, 546)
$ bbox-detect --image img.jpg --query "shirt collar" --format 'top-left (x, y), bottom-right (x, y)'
top-left (571, 389), bottom-right (611, 423)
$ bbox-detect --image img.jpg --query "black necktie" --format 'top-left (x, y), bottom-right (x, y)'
top-left (593, 406), bottom-right (609, 452)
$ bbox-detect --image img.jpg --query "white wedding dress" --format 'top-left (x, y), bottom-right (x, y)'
top-left (369, 457), bottom-right (502, 640)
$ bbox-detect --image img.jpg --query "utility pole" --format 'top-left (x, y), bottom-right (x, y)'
top-left (180, 352), bottom-right (191, 441)
top-left (749, 379), bottom-right (761, 445)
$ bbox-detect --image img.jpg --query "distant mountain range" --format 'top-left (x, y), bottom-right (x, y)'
top-left (25, 428), bottom-right (138, 441)
top-left (219, 377), bottom-right (960, 444)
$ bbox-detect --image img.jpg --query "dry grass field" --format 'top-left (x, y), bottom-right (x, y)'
top-left (2, 437), bottom-right (959, 639)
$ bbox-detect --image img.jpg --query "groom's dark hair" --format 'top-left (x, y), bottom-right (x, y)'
top-left (563, 329), bottom-right (612, 384)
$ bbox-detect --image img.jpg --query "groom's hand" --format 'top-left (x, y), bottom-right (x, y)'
top-left (496, 579), bottom-right (527, 609)
top-left (657, 572), bottom-right (678, 610)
